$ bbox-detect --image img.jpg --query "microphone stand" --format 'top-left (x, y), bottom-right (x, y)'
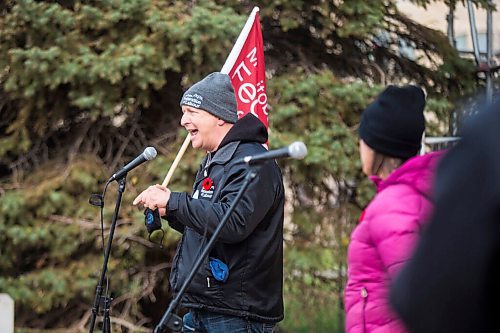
top-left (89, 176), bottom-right (127, 333)
top-left (154, 166), bottom-right (260, 333)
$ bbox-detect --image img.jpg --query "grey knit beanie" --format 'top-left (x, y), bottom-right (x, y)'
top-left (180, 72), bottom-right (238, 123)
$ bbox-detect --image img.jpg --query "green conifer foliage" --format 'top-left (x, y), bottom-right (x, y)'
top-left (0, 0), bottom-right (491, 331)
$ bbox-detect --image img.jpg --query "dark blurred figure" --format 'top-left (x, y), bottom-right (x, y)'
top-left (390, 100), bottom-right (500, 333)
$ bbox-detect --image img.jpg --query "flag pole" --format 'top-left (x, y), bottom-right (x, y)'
top-left (221, 7), bottom-right (259, 74)
top-left (161, 134), bottom-right (191, 187)
top-left (160, 7), bottom-right (260, 187)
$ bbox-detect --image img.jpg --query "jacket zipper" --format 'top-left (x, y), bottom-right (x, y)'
top-left (361, 287), bottom-right (368, 333)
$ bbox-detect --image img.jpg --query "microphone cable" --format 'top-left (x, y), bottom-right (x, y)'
top-left (89, 180), bottom-right (112, 304)
top-left (100, 181), bottom-right (111, 302)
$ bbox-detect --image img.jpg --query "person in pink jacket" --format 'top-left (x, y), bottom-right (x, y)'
top-left (344, 85), bottom-right (443, 333)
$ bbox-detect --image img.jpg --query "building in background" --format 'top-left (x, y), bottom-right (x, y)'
top-left (398, 1), bottom-right (500, 149)
top-left (398, 0), bottom-right (500, 56)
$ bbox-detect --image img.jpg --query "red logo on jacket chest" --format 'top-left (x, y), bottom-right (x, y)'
top-left (200, 177), bottom-right (215, 199)
top-left (202, 177), bottom-right (214, 190)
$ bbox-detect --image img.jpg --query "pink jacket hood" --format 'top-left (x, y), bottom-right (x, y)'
top-left (345, 151), bottom-right (444, 333)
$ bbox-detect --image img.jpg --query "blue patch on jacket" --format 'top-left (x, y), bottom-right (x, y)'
top-left (209, 257), bottom-right (229, 282)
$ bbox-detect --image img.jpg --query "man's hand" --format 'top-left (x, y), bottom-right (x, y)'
top-left (133, 184), bottom-right (171, 216)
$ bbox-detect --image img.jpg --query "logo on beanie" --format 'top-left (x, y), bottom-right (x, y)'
top-left (182, 93), bottom-right (204, 108)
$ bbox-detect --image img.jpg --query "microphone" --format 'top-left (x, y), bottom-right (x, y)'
top-left (240, 141), bottom-right (307, 165)
top-left (108, 147), bottom-right (157, 182)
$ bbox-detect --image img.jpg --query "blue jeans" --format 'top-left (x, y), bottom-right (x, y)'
top-left (182, 309), bottom-right (275, 333)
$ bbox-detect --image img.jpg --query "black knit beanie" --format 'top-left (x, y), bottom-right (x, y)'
top-left (359, 85), bottom-right (426, 160)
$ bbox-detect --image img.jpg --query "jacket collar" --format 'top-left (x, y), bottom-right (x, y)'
top-left (205, 141), bottom-right (240, 169)
top-left (202, 113), bottom-right (268, 169)
top-left (369, 150), bottom-right (445, 195)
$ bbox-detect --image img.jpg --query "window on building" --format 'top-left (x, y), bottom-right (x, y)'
top-left (455, 33), bottom-right (495, 53)
top-left (455, 34), bottom-right (468, 51)
top-left (477, 33), bottom-right (487, 53)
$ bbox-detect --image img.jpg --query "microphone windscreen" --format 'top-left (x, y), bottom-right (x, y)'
top-left (144, 147), bottom-right (157, 160)
top-left (288, 141), bottom-right (307, 159)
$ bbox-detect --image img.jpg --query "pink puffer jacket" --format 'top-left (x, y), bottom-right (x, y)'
top-left (345, 151), bottom-right (443, 333)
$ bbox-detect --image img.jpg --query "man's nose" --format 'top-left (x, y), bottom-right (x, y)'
top-left (180, 113), bottom-right (189, 127)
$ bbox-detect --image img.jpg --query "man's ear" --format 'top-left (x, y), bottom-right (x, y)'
top-left (217, 118), bottom-right (226, 126)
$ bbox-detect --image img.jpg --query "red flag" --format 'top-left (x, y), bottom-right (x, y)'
top-left (221, 7), bottom-right (268, 129)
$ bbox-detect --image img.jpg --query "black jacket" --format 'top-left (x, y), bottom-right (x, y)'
top-left (165, 114), bottom-right (285, 323)
top-left (390, 102), bottom-right (500, 333)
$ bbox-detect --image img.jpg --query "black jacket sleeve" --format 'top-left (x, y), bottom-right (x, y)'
top-left (161, 214), bottom-right (185, 233)
top-left (390, 107), bottom-right (500, 333)
top-left (166, 161), bottom-right (282, 244)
